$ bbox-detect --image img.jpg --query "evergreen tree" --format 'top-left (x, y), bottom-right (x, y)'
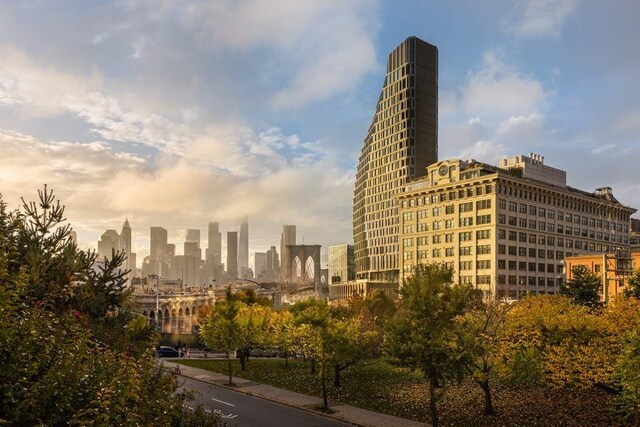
top-left (560, 265), bottom-right (601, 309)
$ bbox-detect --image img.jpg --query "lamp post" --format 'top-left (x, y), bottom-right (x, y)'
top-left (148, 274), bottom-right (161, 311)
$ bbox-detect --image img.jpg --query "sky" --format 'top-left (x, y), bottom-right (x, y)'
top-left (1, 0), bottom-right (639, 270)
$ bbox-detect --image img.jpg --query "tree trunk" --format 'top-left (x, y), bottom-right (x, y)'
top-left (285, 351), bottom-right (289, 368)
top-left (310, 358), bottom-right (316, 374)
top-left (333, 365), bottom-right (341, 387)
top-left (429, 372), bottom-right (438, 427)
top-left (479, 379), bottom-right (494, 415)
top-left (227, 352), bottom-right (233, 386)
top-left (239, 350), bottom-right (247, 371)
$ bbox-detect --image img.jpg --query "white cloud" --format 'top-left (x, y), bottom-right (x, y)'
top-left (177, 0), bottom-right (380, 109)
top-left (0, 125), bottom-right (351, 263)
top-left (505, 0), bottom-right (580, 38)
top-left (440, 52), bottom-right (550, 162)
top-left (460, 52), bottom-right (547, 118)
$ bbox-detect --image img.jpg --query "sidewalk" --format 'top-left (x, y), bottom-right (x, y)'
top-left (162, 360), bottom-right (429, 427)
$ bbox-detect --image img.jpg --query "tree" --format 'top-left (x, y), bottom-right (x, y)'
top-left (623, 270), bottom-right (640, 299)
top-left (267, 309), bottom-right (294, 367)
top-left (499, 295), bottom-right (612, 389)
top-left (292, 299), bottom-right (334, 410)
top-left (560, 265), bottom-right (601, 309)
top-left (456, 297), bottom-right (510, 415)
top-left (0, 188), bottom-right (219, 425)
top-left (384, 263), bottom-right (479, 427)
top-left (200, 286), bottom-right (244, 385)
top-left (235, 303), bottom-right (270, 371)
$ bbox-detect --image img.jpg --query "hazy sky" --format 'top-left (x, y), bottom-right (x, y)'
top-left (1, 0), bottom-right (639, 269)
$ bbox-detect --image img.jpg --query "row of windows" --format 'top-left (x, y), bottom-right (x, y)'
top-left (498, 275), bottom-right (565, 286)
top-left (498, 190), bottom-right (629, 224)
top-left (401, 186), bottom-right (494, 208)
top-left (497, 259), bottom-right (564, 273)
top-left (404, 199), bottom-right (492, 220)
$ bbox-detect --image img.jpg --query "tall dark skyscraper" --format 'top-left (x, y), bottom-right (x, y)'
top-left (227, 231), bottom-right (238, 279)
top-left (353, 36), bottom-right (438, 282)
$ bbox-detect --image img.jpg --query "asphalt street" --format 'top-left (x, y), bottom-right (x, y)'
top-left (179, 376), bottom-right (350, 427)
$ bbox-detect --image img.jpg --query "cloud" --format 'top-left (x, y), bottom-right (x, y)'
top-left (459, 52), bottom-right (547, 119)
top-left (439, 52), bottom-right (550, 161)
top-left (504, 0), bottom-right (580, 38)
top-left (177, 0), bottom-right (380, 109)
top-left (0, 125), bottom-right (352, 263)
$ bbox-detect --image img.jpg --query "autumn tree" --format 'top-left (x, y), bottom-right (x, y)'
top-left (560, 265), bottom-right (601, 309)
top-left (199, 286), bottom-right (245, 385)
top-left (456, 296), bottom-right (510, 415)
top-left (291, 299), bottom-right (334, 410)
top-left (499, 295), bottom-right (613, 389)
top-left (384, 263), bottom-right (479, 427)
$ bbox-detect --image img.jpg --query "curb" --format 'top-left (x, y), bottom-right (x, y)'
top-left (163, 361), bottom-right (366, 427)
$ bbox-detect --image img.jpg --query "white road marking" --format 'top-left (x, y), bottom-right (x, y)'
top-left (211, 397), bottom-right (235, 407)
top-left (224, 414), bottom-right (238, 419)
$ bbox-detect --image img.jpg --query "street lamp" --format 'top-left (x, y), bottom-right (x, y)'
top-left (148, 274), bottom-right (161, 311)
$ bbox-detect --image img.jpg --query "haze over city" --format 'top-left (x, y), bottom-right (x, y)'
top-left (1, 0), bottom-right (639, 269)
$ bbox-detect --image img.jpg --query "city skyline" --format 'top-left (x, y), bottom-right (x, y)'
top-left (1, 1), bottom-right (639, 267)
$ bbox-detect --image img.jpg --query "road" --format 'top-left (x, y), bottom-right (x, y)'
top-left (179, 376), bottom-right (350, 427)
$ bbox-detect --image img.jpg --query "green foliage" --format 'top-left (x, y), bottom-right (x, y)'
top-left (560, 265), bottom-right (602, 309)
top-left (234, 287), bottom-right (271, 307)
top-left (0, 188), bottom-right (219, 425)
top-left (623, 269), bottom-right (640, 299)
top-left (385, 263), bottom-right (480, 426)
top-left (615, 329), bottom-right (640, 419)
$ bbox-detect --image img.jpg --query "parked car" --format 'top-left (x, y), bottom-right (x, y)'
top-left (249, 347), bottom-right (279, 358)
top-left (157, 346), bottom-right (180, 358)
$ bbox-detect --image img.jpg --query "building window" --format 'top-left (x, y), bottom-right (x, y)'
top-left (459, 217), bottom-right (473, 227)
top-left (477, 245), bottom-right (491, 255)
top-left (476, 199), bottom-right (492, 210)
top-left (477, 215), bottom-right (491, 225)
top-left (459, 232), bottom-right (472, 242)
top-left (476, 230), bottom-right (491, 240)
top-left (478, 259), bottom-right (491, 270)
top-left (460, 261), bottom-right (473, 270)
top-left (459, 202), bottom-right (473, 213)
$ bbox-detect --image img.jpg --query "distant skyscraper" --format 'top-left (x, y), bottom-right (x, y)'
top-left (238, 216), bottom-right (249, 278)
top-left (120, 218), bottom-right (132, 269)
top-left (166, 243), bottom-right (176, 258)
top-left (184, 241), bottom-right (202, 261)
top-left (206, 222), bottom-right (222, 265)
top-left (280, 225), bottom-right (296, 266)
top-left (98, 230), bottom-right (121, 259)
top-left (353, 36), bottom-right (438, 283)
top-left (266, 246), bottom-right (279, 279)
top-left (186, 229), bottom-right (200, 246)
top-left (254, 252), bottom-right (267, 279)
top-left (227, 231), bottom-right (238, 279)
top-left (150, 227), bottom-right (168, 261)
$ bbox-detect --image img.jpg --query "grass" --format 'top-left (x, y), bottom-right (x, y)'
top-left (177, 358), bottom-right (627, 426)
